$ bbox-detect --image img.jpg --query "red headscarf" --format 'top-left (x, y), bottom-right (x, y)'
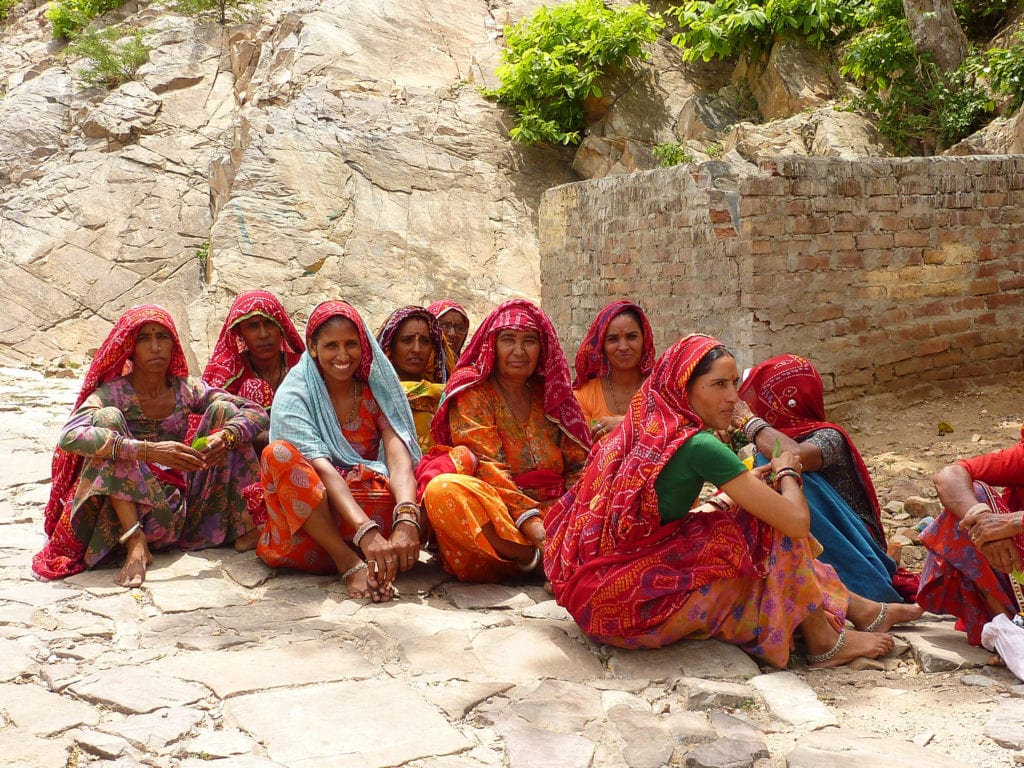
top-left (427, 299), bottom-right (469, 326)
top-left (737, 354), bottom-right (884, 539)
top-left (375, 305), bottom-right (454, 384)
top-left (431, 299), bottom-right (590, 449)
top-left (202, 290), bottom-right (304, 406)
top-left (305, 300), bottom-right (373, 381)
top-left (44, 305), bottom-right (189, 536)
top-left (572, 300), bottom-right (656, 388)
top-left (544, 334), bottom-right (772, 642)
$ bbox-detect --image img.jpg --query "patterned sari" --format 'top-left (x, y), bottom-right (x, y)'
top-left (33, 305), bottom-right (268, 580)
top-left (739, 354), bottom-right (915, 602)
top-left (257, 301), bottom-right (420, 573)
top-left (376, 305), bottom-right (454, 452)
top-left (424, 299), bottom-right (590, 582)
top-left (544, 334), bottom-right (849, 668)
top-left (918, 436), bottom-right (1024, 645)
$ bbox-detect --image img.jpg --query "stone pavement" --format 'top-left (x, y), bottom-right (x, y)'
top-left (1, 365), bottom-right (1023, 768)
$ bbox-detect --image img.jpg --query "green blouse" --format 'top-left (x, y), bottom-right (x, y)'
top-left (654, 430), bottom-right (747, 522)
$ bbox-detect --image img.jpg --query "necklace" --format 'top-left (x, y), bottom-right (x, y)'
top-left (335, 379), bottom-right (362, 426)
top-left (605, 374), bottom-right (630, 415)
top-left (493, 378), bottom-right (537, 468)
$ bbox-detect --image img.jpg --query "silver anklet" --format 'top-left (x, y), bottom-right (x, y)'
top-left (862, 603), bottom-right (888, 633)
top-left (341, 561), bottom-right (368, 580)
top-left (807, 628), bottom-right (846, 665)
top-left (118, 521), bottom-right (142, 545)
top-left (517, 547), bottom-right (541, 573)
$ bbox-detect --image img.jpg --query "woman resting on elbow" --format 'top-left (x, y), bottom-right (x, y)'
top-left (257, 300), bottom-right (422, 602)
top-left (545, 335), bottom-right (919, 669)
top-left (33, 305), bottom-right (268, 588)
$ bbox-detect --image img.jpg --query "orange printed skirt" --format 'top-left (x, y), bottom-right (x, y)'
top-left (257, 440), bottom-right (393, 574)
top-left (423, 473), bottom-right (535, 583)
top-left (588, 534), bottom-right (849, 668)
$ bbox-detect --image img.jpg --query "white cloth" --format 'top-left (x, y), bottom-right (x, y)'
top-left (980, 613), bottom-right (1024, 682)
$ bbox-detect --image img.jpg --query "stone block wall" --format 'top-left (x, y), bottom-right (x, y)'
top-left (539, 156), bottom-right (1024, 404)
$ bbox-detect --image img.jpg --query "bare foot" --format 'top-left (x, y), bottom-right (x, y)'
top-left (856, 602), bottom-right (925, 633)
top-left (115, 537), bottom-right (152, 588)
top-left (809, 629), bottom-right (895, 669)
top-left (233, 528), bottom-right (260, 552)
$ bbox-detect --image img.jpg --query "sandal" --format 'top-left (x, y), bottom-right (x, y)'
top-left (807, 629), bottom-right (846, 666)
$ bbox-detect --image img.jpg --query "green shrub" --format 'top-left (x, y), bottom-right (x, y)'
top-left (0, 0), bottom-right (15, 23)
top-left (484, 0), bottom-right (664, 145)
top-left (653, 141), bottom-right (692, 166)
top-left (979, 41), bottom-right (1024, 112)
top-left (67, 27), bottom-right (149, 88)
top-left (170, 0), bottom-right (261, 25)
top-left (46, 0), bottom-right (122, 39)
top-left (668, 0), bottom-right (868, 63)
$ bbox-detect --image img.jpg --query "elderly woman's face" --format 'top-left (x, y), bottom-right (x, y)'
top-left (438, 312), bottom-right (469, 354)
top-left (132, 322), bottom-right (175, 375)
top-left (494, 329), bottom-right (541, 384)
top-left (237, 315), bottom-right (283, 365)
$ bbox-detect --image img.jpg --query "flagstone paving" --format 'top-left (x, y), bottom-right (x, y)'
top-left (1, 366), bottom-right (1021, 767)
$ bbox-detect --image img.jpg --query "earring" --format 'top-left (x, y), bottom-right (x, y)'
top-left (310, 352), bottom-right (317, 358)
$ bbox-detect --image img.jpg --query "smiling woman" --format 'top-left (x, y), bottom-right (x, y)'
top-left (33, 305), bottom-right (269, 588)
top-left (257, 300), bottom-right (423, 602)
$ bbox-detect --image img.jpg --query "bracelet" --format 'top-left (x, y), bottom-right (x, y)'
top-left (775, 469), bottom-right (803, 487)
top-left (742, 417), bottom-right (770, 442)
top-left (392, 501), bottom-right (421, 522)
top-left (708, 494), bottom-right (730, 511)
top-left (394, 517), bottom-right (422, 534)
top-left (110, 434), bottom-right (124, 462)
top-left (141, 441), bottom-right (149, 462)
top-left (964, 502), bottom-right (990, 519)
top-left (341, 561), bottom-right (368, 580)
top-left (118, 521), bottom-right (142, 544)
top-left (220, 428), bottom-right (239, 451)
top-left (352, 520), bottom-right (380, 548)
top-left (515, 509), bottom-right (541, 529)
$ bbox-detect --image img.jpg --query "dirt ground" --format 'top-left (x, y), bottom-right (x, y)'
top-left (796, 378), bottom-right (1024, 768)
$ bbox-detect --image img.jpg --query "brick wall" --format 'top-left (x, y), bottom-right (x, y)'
top-left (539, 156), bottom-right (1024, 405)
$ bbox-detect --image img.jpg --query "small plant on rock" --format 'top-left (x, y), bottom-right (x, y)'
top-left (46, 0), bottom-right (122, 39)
top-left (170, 0), bottom-right (262, 25)
top-left (653, 141), bottom-right (692, 166)
top-left (484, 0), bottom-right (665, 145)
top-left (67, 27), bottom-right (149, 88)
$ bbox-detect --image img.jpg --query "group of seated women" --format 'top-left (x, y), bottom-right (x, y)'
top-left (36, 289), bottom-right (1024, 672)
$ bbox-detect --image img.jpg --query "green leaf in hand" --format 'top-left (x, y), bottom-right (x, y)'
top-left (191, 436), bottom-right (208, 450)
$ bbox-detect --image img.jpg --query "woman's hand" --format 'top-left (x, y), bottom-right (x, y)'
top-left (358, 528), bottom-right (398, 588)
top-left (960, 510), bottom-right (1022, 547)
top-left (770, 449), bottom-right (803, 477)
top-left (730, 399), bottom-right (753, 429)
top-left (146, 441), bottom-right (206, 471)
top-left (389, 520), bottom-right (421, 572)
top-left (978, 538), bottom-right (1023, 574)
top-left (197, 432), bottom-right (230, 467)
top-left (591, 416), bottom-right (624, 440)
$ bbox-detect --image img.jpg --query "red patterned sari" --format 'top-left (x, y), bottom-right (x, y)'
top-left (544, 334), bottom-right (849, 667)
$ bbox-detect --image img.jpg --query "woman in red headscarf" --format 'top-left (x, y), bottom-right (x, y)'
top-left (427, 299), bottom-right (471, 357)
top-left (545, 335), bottom-right (919, 668)
top-left (423, 299), bottom-right (590, 583)
top-left (572, 300), bottom-right (655, 443)
top-left (735, 354), bottom-right (920, 604)
top-left (203, 290), bottom-right (304, 437)
top-left (257, 301), bottom-right (422, 602)
top-left (33, 305), bottom-right (268, 587)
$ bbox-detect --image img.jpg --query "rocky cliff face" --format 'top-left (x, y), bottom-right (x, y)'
top-left (0, 0), bottom-right (574, 366)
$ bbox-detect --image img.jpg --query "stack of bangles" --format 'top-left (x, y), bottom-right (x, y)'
top-left (775, 467), bottom-right (803, 487)
top-left (740, 416), bottom-right (771, 442)
top-left (220, 427), bottom-right (240, 451)
top-left (392, 502), bottom-right (422, 535)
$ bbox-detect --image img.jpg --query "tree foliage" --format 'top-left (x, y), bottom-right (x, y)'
top-left (46, 0), bottom-right (122, 39)
top-left (67, 27), bottom-right (149, 88)
top-left (484, 0), bottom-right (664, 145)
